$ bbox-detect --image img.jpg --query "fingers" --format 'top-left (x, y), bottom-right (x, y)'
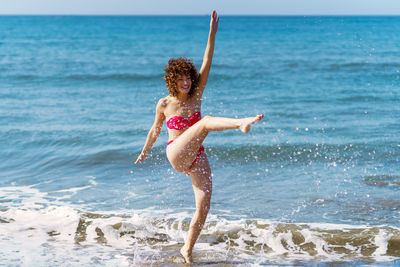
top-left (135, 157), bottom-right (141, 164)
top-left (211, 10), bottom-right (218, 22)
top-left (210, 10), bottom-right (219, 32)
top-left (135, 152), bottom-right (147, 164)
top-left (135, 157), bottom-right (143, 164)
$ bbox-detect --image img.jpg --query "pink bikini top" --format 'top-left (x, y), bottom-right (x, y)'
top-left (167, 112), bottom-right (201, 130)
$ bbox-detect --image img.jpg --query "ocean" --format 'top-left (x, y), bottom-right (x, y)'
top-left (0, 15), bottom-right (399, 266)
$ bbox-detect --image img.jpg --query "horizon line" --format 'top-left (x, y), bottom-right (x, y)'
top-left (1, 14), bottom-right (400, 16)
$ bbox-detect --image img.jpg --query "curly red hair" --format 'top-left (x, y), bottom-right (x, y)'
top-left (164, 57), bottom-right (199, 97)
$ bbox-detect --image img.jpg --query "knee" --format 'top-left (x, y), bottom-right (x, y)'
top-left (172, 163), bottom-right (191, 174)
top-left (167, 152), bottom-right (191, 173)
top-left (202, 115), bottom-right (212, 122)
top-left (200, 115), bottom-right (212, 130)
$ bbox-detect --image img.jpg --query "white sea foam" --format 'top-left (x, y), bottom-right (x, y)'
top-left (0, 186), bottom-right (137, 266)
top-left (55, 185), bottom-right (91, 193)
top-left (1, 185), bottom-right (399, 265)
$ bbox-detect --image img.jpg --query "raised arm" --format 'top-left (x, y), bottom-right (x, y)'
top-left (197, 10), bottom-right (219, 95)
top-left (135, 99), bottom-right (166, 164)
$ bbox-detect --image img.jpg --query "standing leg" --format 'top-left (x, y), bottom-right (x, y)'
top-left (180, 152), bottom-right (212, 264)
top-left (167, 114), bottom-right (263, 173)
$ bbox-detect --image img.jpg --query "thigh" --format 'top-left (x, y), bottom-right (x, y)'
top-left (167, 119), bottom-right (209, 171)
top-left (189, 152), bottom-right (212, 200)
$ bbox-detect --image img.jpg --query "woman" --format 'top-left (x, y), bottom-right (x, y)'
top-left (135, 11), bottom-right (263, 263)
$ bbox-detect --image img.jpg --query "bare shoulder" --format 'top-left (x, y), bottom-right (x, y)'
top-left (157, 97), bottom-right (169, 111)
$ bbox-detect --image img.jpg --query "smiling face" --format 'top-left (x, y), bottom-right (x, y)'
top-left (164, 57), bottom-right (199, 97)
top-left (176, 74), bottom-right (192, 95)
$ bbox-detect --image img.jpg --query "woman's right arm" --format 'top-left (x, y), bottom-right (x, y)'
top-left (135, 99), bottom-right (166, 164)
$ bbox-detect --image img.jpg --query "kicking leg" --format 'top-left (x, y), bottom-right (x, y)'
top-left (167, 114), bottom-right (263, 172)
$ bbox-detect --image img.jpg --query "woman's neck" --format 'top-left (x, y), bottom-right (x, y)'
top-left (176, 92), bottom-right (188, 102)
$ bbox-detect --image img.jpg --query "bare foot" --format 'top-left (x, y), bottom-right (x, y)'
top-left (239, 114), bottom-right (264, 134)
top-left (180, 245), bottom-right (193, 264)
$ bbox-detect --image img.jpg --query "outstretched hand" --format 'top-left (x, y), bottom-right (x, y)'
top-left (135, 151), bottom-right (147, 164)
top-left (210, 10), bottom-right (219, 34)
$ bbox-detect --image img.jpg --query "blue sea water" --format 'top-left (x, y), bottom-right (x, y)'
top-left (0, 15), bottom-right (399, 265)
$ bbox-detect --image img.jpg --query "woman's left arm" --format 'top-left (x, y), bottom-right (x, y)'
top-left (197, 10), bottom-right (219, 95)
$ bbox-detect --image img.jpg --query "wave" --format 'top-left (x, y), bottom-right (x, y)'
top-left (2, 73), bottom-right (163, 82)
top-left (338, 95), bottom-right (384, 102)
top-left (206, 143), bottom-right (400, 166)
top-left (326, 62), bottom-right (400, 72)
top-left (2, 141), bottom-right (399, 176)
top-left (65, 73), bottom-right (162, 82)
top-left (74, 213), bottom-right (400, 262)
top-left (1, 186), bottom-right (399, 265)
top-left (277, 61), bottom-right (400, 75)
top-left (364, 175), bottom-right (400, 187)
top-left (212, 63), bottom-right (242, 70)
